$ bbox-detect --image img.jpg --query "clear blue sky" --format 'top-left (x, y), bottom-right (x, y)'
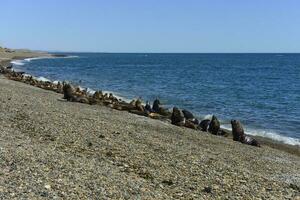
top-left (1, 0), bottom-right (300, 53)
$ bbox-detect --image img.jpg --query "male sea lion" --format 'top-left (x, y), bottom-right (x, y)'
top-left (171, 107), bottom-right (185, 126)
top-left (208, 115), bottom-right (220, 135)
top-left (231, 120), bottom-right (260, 147)
top-left (182, 109), bottom-right (194, 120)
top-left (231, 120), bottom-right (245, 142)
top-left (152, 99), bottom-right (161, 113)
top-left (63, 83), bottom-right (75, 101)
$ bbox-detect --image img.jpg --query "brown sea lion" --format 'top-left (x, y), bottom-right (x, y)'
top-left (93, 91), bottom-right (103, 100)
top-left (231, 120), bottom-right (245, 141)
top-left (135, 98), bottom-right (145, 112)
top-left (231, 120), bottom-right (260, 147)
top-left (158, 107), bottom-right (172, 117)
top-left (63, 83), bottom-right (75, 101)
top-left (185, 120), bottom-right (198, 129)
top-left (208, 115), bottom-right (220, 135)
top-left (242, 136), bottom-right (260, 147)
top-left (171, 107), bottom-right (185, 126)
top-left (56, 82), bottom-right (63, 93)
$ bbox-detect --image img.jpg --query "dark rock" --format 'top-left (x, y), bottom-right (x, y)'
top-left (171, 107), bottom-right (185, 126)
top-left (203, 186), bottom-right (212, 193)
top-left (99, 135), bottom-right (105, 139)
top-left (199, 119), bottom-right (211, 132)
top-left (161, 179), bottom-right (173, 186)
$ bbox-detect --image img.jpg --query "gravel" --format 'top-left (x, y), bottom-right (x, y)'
top-left (0, 75), bottom-right (300, 199)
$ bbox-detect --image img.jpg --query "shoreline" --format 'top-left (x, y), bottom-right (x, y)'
top-left (2, 56), bottom-right (300, 155)
top-left (0, 67), bottom-right (299, 198)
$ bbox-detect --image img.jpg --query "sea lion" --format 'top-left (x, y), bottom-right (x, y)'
top-left (76, 96), bottom-right (90, 104)
top-left (103, 93), bottom-right (109, 100)
top-left (231, 120), bottom-right (245, 141)
top-left (63, 83), bottom-right (75, 101)
top-left (182, 109), bottom-right (194, 120)
top-left (185, 120), bottom-right (198, 129)
top-left (199, 119), bottom-right (211, 131)
top-left (231, 120), bottom-right (260, 147)
top-left (93, 91), bottom-right (103, 99)
top-left (56, 82), bottom-right (63, 93)
top-left (145, 101), bottom-right (152, 112)
top-left (152, 99), bottom-right (161, 113)
top-left (130, 99), bottom-right (136, 106)
top-left (242, 135), bottom-right (260, 147)
top-left (158, 107), bottom-right (172, 117)
top-left (208, 115), bottom-right (220, 135)
top-left (171, 107), bottom-right (185, 126)
top-left (135, 98), bottom-right (144, 112)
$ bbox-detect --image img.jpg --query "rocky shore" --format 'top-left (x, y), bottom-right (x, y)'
top-left (0, 51), bottom-right (300, 199)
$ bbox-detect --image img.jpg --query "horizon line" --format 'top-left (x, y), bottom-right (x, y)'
top-left (46, 51), bottom-right (300, 54)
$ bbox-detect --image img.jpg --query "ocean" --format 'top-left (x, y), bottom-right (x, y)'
top-left (11, 53), bottom-right (300, 146)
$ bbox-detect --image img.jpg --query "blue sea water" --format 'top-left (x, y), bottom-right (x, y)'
top-left (12, 53), bottom-right (300, 145)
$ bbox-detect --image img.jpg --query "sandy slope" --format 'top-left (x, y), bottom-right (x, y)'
top-left (0, 74), bottom-right (299, 199)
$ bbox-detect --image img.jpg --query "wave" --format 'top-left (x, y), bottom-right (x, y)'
top-left (11, 60), bottom-right (25, 66)
top-left (24, 55), bottom-right (79, 62)
top-left (220, 124), bottom-right (300, 146)
top-left (36, 76), bottom-right (51, 82)
top-left (10, 55), bottom-right (79, 68)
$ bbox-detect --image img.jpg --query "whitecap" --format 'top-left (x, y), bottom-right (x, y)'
top-left (11, 60), bottom-right (25, 66)
top-left (220, 125), bottom-right (300, 146)
top-left (36, 76), bottom-right (51, 82)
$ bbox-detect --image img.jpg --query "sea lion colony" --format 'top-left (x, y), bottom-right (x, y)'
top-left (0, 64), bottom-right (260, 147)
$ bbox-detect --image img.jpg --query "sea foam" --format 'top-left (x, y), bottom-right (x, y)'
top-left (220, 124), bottom-right (300, 146)
top-left (11, 60), bottom-right (25, 66)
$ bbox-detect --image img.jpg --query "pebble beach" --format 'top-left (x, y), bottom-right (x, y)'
top-left (0, 50), bottom-right (300, 199)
